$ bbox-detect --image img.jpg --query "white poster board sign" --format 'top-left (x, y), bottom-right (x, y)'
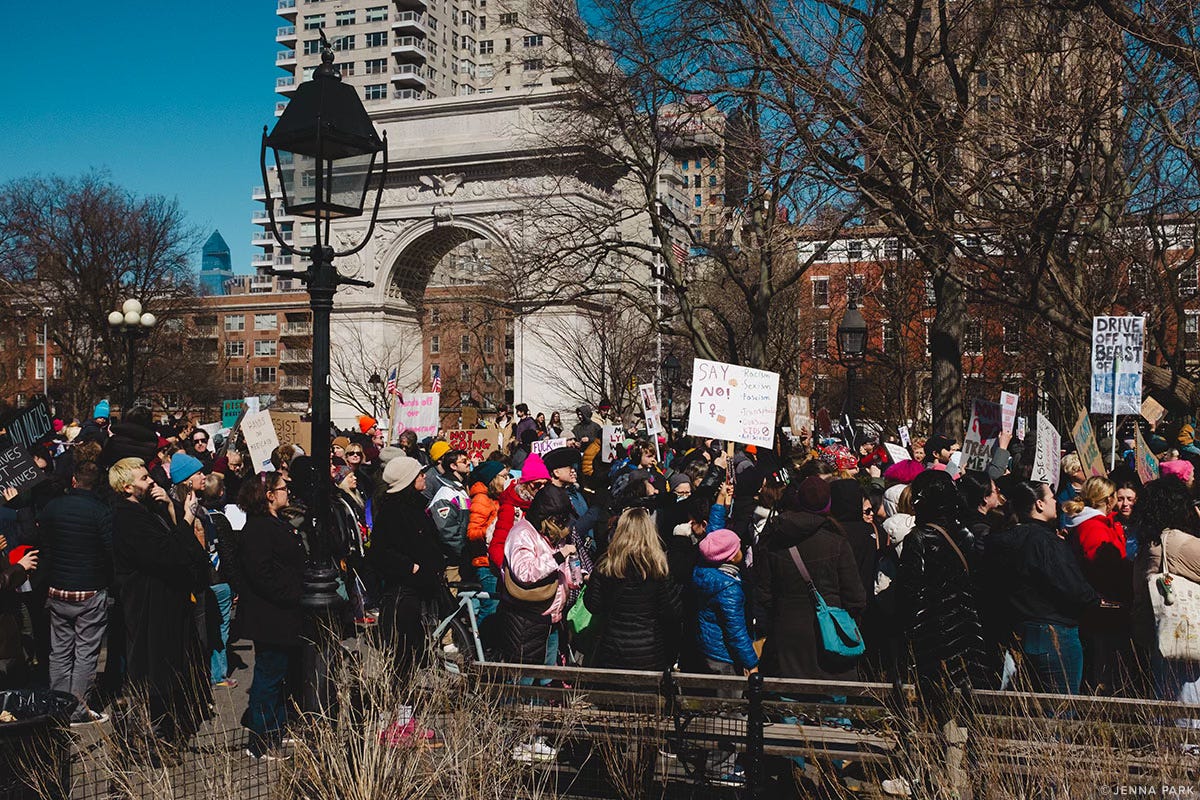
top-left (392, 392), bottom-right (441, 441)
top-left (241, 410), bottom-right (280, 474)
top-left (1091, 316), bottom-right (1145, 415)
top-left (898, 425), bottom-right (911, 448)
top-left (638, 384), bottom-right (662, 437)
top-left (687, 359), bottom-right (780, 447)
top-left (787, 395), bottom-right (812, 434)
top-left (1000, 392), bottom-right (1019, 435)
top-left (961, 439), bottom-right (994, 472)
top-left (966, 398), bottom-right (1003, 443)
top-left (1030, 412), bottom-right (1062, 491)
top-left (601, 425), bottom-right (621, 463)
top-left (884, 443), bottom-right (910, 465)
top-left (530, 437), bottom-right (568, 456)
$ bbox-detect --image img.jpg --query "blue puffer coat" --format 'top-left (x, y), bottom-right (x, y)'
top-left (693, 565), bottom-right (758, 671)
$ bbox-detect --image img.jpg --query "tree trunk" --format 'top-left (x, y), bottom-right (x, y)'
top-left (931, 267), bottom-right (966, 438)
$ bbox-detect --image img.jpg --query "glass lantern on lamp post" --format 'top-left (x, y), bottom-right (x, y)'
top-left (107, 299), bottom-right (156, 417)
top-left (837, 302), bottom-right (868, 440)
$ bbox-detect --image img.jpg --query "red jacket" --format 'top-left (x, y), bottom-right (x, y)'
top-left (489, 481), bottom-right (534, 569)
top-left (1074, 511), bottom-right (1126, 562)
top-left (1071, 510), bottom-right (1131, 604)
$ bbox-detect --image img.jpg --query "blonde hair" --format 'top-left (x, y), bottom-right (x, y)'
top-left (898, 484), bottom-right (915, 515)
top-left (1061, 454), bottom-right (1083, 477)
top-left (598, 507), bottom-right (669, 580)
top-left (1062, 475), bottom-right (1115, 516)
top-left (108, 457), bottom-right (146, 494)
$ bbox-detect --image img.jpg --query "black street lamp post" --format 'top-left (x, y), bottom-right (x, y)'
top-left (259, 33), bottom-right (388, 713)
top-left (368, 371), bottom-right (383, 419)
top-left (661, 353), bottom-right (681, 443)
top-left (837, 301), bottom-right (868, 439)
top-left (107, 299), bottom-right (156, 416)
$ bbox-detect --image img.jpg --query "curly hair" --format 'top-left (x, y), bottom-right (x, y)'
top-left (1130, 476), bottom-right (1199, 547)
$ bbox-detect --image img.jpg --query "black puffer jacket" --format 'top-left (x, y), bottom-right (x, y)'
top-left (38, 489), bottom-right (113, 591)
top-left (895, 521), bottom-right (987, 694)
top-left (238, 513), bottom-right (307, 647)
top-left (584, 571), bottom-right (682, 670)
top-left (367, 487), bottom-right (445, 599)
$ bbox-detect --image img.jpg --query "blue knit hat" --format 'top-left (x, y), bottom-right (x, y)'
top-left (170, 453), bottom-right (204, 485)
top-left (93, 400), bottom-right (110, 420)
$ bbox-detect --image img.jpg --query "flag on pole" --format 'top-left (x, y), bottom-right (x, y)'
top-left (671, 240), bottom-right (689, 269)
top-left (385, 366), bottom-right (399, 399)
top-left (431, 364), bottom-right (442, 394)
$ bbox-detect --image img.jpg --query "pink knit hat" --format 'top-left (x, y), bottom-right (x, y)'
top-left (699, 528), bottom-right (741, 563)
top-left (519, 453), bottom-right (551, 483)
top-left (884, 459), bottom-right (925, 484)
top-left (1161, 459), bottom-right (1194, 483)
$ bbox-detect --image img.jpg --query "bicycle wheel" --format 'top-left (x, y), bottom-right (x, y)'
top-left (436, 615), bottom-right (480, 675)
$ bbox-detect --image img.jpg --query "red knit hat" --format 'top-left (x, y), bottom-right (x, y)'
top-left (358, 416), bottom-right (378, 434)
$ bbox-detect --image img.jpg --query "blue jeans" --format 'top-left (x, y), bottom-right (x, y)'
top-left (209, 584), bottom-right (234, 684)
top-left (1019, 622), bottom-right (1082, 695)
top-left (245, 643), bottom-right (291, 756)
top-left (477, 567), bottom-right (499, 625)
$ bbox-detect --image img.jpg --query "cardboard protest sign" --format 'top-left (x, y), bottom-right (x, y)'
top-left (392, 393), bottom-right (440, 441)
top-left (601, 425), bottom-right (621, 463)
top-left (531, 437), bottom-right (567, 456)
top-left (1030, 412), bottom-right (1062, 491)
top-left (898, 425), bottom-right (911, 448)
top-left (638, 384), bottom-right (662, 437)
top-left (461, 406), bottom-right (479, 429)
top-left (1091, 315), bottom-right (1145, 415)
top-left (966, 398), bottom-right (1003, 444)
top-left (687, 359), bottom-right (780, 448)
top-left (884, 443), bottom-right (910, 465)
top-left (961, 439), bottom-right (994, 472)
top-left (222, 400), bottom-right (243, 429)
top-left (1, 398), bottom-right (52, 450)
top-left (445, 428), bottom-right (500, 461)
top-left (0, 446), bottom-right (47, 494)
top-left (1141, 396), bottom-right (1166, 426)
top-left (241, 410), bottom-right (281, 473)
top-left (270, 412), bottom-right (312, 454)
top-left (1071, 408), bottom-right (1107, 479)
top-left (1000, 392), bottom-right (1019, 436)
top-left (1135, 426), bottom-right (1160, 484)
top-left (787, 394), bottom-right (812, 434)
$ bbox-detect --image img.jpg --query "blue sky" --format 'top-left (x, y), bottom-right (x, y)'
top-left (0, 2), bottom-right (281, 273)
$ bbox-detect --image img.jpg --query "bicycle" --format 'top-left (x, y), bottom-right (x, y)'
top-left (428, 583), bottom-right (491, 673)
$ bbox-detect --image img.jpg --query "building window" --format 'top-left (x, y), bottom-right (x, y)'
top-left (461, 307), bottom-right (471, 323)
top-left (479, 39), bottom-right (494, 54)
top-left (335, 9), bottom-right (356, 25)
top-left (1128, 262), bottom-right (1149, 294)
top-left (430, 307), bottom-right (441, 324)
top-left (812, 277), bottom-right (829, 308)
top-left (460, 362), bottom-right (471, 379)
top-left (255, 340), bottom-right (278, 357)
top-left (226, 341), bottom-right (245, 358)
top-left (364, 83), bottom-right (387, 100)
top-left (303, 38), bottom-right (321, 55)
top-left (813, 375), bottom-right (829, 403)
top-left (365, 31), bottom-right (387, 48)
top-left (365, 58), bottom-right (387, 74)
top-left (522, 58), bottom-right (543, 70)
top-left (225, 314), bottom-right (245, 332)
top-left (708, 175), bottom-right (717, 187)
top-left (365, 6), bottom-right (388, 22)
top-left (35, 357), bottom-right (44, 380)
top-left (692, 175), bottom-right (702, 188)
top-left (1181, 264), bottom-right (1198, 298)
top-left (694, 194), bottom-right (702, 208)
top-left (881, 320), bottom-right (897, 354)
top-left (924, 320), bottom-right (933, 354)
top-left (924, 275), bottom-right (936, 306)
top-left (430, 335), bottom-right (440, 354)
top-left (1003, 322), bottom-right (1021, 355)
top-left (484, 365), bottom-right (496, 382)
top-left (847, 275), bottom-right (865, 306)
top-left (884, 239), bottom-right (900, 259)
top-left (332, 34), bottom-right (355, 51)
top-left (336, 61), bottom-right (355, 76)
top-left (847, 240), bottom-right (863, 260)
top-left (460, 335), bottom-right (470, 353)
top-left (35, 329), bottom-right (45, 346)
top-left (484, 334), bottom-right (495, 354)
top-left (227, 367), bottom-right (244, 384)
top-left (52, 357), bottom-right (62, 379)
top-left (255, 313), bottom-right (277, 330)
top-left (16, 330), bottom-right (26, 346)
top-left (1186, 312), bottom-right (1200, 351)
top-left (303, 14), bottom-right (325, 29)
top-left (254, 367), bottom-right (277, 384)
top-left (812, 321), bottom-right (829, 358)
top-left (964, 319), bottom-right (983, 355)
top-left (523, 34), bottom-right (543, 47)
top-left (15, 362), bottom-right (24, 380)
top-left (499, 11), bottom-right (518, 24)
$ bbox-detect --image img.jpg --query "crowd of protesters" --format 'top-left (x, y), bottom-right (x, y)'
top-left (1, 395), bottom-right (1199, 781)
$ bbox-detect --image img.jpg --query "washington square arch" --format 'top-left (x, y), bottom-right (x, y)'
top-left (307, 91), bottom-right (632, 429)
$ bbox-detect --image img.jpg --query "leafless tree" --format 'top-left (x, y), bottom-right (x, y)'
top-left (330, 319), bottom-right (421, 418)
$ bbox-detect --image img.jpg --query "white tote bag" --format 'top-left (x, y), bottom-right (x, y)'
top-left (1149, 530), bottom-right (1200, 661)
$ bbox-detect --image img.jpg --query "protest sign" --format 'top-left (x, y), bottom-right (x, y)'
top-left (241, 410), bottom-right (281, 473)
top-left (638, 384), bottom-right (663, 437)
top-left (687, 359), bottom-right (780, 448)
top-left (199, 422), bottom-right (221, 442)
top-left (1141, 396), bottom-right (1166, 426)
top-left (787, 394), bottom-right (812, 434)
top-left (966, 398), bottom-right (1002, 443)
top-left (461, 406), bottom-right (479, 429)
top-left (392, 393), bottom-right (440, 441)
top-left (1000, 392), bottom-right (1019, 436)
top-left (884, 443), bottom-right (910, 465)
top-left (1030, 412), bottom-right (1062, 491)
top-left (1016, 416), bottom-right (1027, 441)
top-left (445, 428), bottom-right (501, 461)
top-left (1, 398), bottom-right (52, 450)
top-left (961, 439), bottom-right (994, 472)
top-left (601, 425), bottom-right (621, 463)
top-left (270, 412), bottom-right (312, 454)
top-left (898, 425), bottom-right (911, 448)
top-left (243, 396), bottom-right (261, 415)
top-left (531, 437), bottom-right (568, 456)
top-left (1091, 315), bottom-right (1145, 415)
top-left (222, 400), bottom-right (243, 429)
top-left (1134, 426), bottom-right (1160, 484)
top-left (0, 446), bottom-right (47, 494)
top-left (1071, 409), bottom-right (1107, 478)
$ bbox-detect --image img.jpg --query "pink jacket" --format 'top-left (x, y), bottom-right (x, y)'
top-left (503, 518), bottom-right (579, 622)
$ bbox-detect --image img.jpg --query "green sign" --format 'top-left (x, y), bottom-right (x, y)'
top-left (222, 399), bottom-right (243, 429)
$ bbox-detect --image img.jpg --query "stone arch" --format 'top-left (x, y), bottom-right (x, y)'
top-left (379, 217), bottom-right (512, 309)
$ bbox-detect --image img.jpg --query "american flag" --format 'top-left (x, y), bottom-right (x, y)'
top-left (385, 366), bottom-right (402, 404)
top-left (431, 364), bottom-right (442, 394)
top-left (671, 240), bottom-right (689, 269)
